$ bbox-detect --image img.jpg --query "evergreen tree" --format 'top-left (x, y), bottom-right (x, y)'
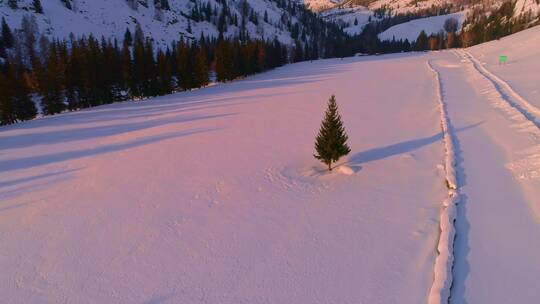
top-left (134, 23), bottom-right (144, 45)
top-left (124, 28), bottom-right (133, 46)
top-left (215, 40), bottom-right (234, 82)
top-left (131, 36), bottom-right (145, 97)
top-left (10, 65), bottom-right (37, 121)
top-left (0, 39), bottom-right (5, 58)
top-left (61, 0), bottom-right (72, 10)
top-left (157, 50), bottom-right (173, 94)
top-left (41, 43), bottom-right (66, 115)
top-left (1, 18), bottom-right (14, 49)
top-left (121, 42), bottom-right (133, 95)
top-left (32, 0), bottom-right (44, 14)
top-left (414, 30), bottom-right (428, 51)
top-left (176, 40), bottom-right (193, 90)
top-left (8, 0), bottom-right (18, 10)
top-left (192, 45), bottom-right (209, 88)
top-left (0, 70), bottom-right (16, 125)
top-left (314, 95), bottom-right (351, 171)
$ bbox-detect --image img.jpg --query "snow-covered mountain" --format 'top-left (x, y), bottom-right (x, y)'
top-left (0, 0), bottom-right (322, 49)
top-left (302, 0), bottom-right (344, 12)
top-left (321, 3), bottom-right (374, 35)
top-left (370, 0), bottom-right (539, 16)
top-left (376, 0), bottom-right (540, 42)
top-left (378, 11), bottom-right (467, 42)
top-left (309, 0), bottom-right (540, 37)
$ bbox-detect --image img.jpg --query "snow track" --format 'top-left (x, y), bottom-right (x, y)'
top-left (426, 61), bottom-right (459, 304)
top-left (458, 50), bottom-right (540, 128)
top-left (434, 46), bottom-right (540, 303)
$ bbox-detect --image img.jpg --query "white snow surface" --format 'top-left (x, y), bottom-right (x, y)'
top-left (1, 53), bottom-right (446, 302)
top-left (379, 12), bottom-right (466, 42)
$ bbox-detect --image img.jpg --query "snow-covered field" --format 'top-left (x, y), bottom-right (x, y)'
top-left (2, 19), bottom-right (540, 304)
top-left (1, 51), bottom-right (448, 303)
top-left (379, 12), bottom-right (466, 42)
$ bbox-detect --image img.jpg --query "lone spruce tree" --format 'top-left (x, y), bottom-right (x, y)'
top-left (314, 95), bottom-right (351, 171)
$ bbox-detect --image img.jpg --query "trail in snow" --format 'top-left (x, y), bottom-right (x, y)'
top-left (430, 50), bottom-right (540, 304)
top-left (426, 61), bottom-right (460, 304)
top-left (460, 50), bottom-right (540, 126)
top-left (459, 49), bottom-right (540, 189)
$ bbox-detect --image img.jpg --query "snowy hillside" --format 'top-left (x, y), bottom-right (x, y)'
top-left (379, 12), bottom-right (466, 42)
top-left (0, 0), bottom-right (311, 48)
top-left (303, 0), bottom-right (344, 12)
top-left (368, 0), bottom-right (540, 17)
top-left (322, 4), bottom-right (374, 35)
top-left (369, 0), bottom-right (451, 15)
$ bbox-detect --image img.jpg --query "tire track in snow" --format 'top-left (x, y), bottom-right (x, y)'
top-left (458, 50), bottom-right (540, 181)
top-left (426, 61), bottom-right (460, 304)
top-left (458, 50), bottom-right (540, 128)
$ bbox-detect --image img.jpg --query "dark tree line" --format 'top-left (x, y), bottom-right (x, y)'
top-left (0, 20), bottom-right (288, 125)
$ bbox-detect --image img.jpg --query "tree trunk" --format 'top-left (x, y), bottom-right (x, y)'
top-left (328, 162), bottom-right (332, 171)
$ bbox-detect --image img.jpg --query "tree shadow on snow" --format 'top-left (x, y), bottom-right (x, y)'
top-left (347, 122), bottom-right (482, 166)
top-left (0, 112), bottom-right (234, 151)
top-left (0, 128), bottom-right (219, 173)
top-left (0, 168), bottom-right (83, 211)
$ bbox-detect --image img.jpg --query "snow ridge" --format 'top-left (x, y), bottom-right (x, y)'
top-left (426, 60), bottom-right (459, 304)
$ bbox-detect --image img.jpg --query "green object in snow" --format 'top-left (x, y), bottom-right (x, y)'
top-left (499, 55), bottom-right (508, 64)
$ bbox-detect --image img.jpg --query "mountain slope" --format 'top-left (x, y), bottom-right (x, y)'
top-left (379, 11), bottom-right (466, 42)
top-left (0, 0), bottom-right (316, 48)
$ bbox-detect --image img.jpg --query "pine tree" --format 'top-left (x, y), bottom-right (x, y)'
top-left (41, 43), bottom-right (66, 115)
top-left (0, 42), bottom-right (5, 59)
top-left (215, 40), bottom-right (234, 82)
top-left (314, 95), bottom-right (351, 171)
top-left (176, 40), bottom-right (193, 90)
top-left (124, 28), bottom-right (133, 46)
top-left (414, 30), bottom-right (428, 51)
top-left (1, 18), bottom-right (14, 49)
top-left (11, 66), bottom-right (37, 121)
top-left (0, 70), bottom-right (16, 125)
top-left (157, 50), bottom-right (172, 94)
top-left (121, 42), bottom-right (132, 95)
top-left (192, 45), bottom-right (209, 88)
top-left (61, 0), bottom-right (72, 10)
top-left (8, 0), bottom-right (18, 10)
top-left (32, 0), bottom-right (44, 14)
